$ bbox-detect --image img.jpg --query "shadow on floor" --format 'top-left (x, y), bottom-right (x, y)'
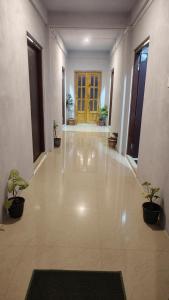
top-left (2, 208), bottom-right (21, 226)
top-left (146, 208), bottom-right (166, 231)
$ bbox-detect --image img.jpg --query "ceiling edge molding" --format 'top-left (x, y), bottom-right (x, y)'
top-left (29, 0), bottom-right (48, 25)
top-left (130, 0), bottom-right (154, 27)
top-left (50, 28), bottom-right (68, 55)
top-left (110, 27), bottom-right (130, 57)
top-left (110, 0), bottom-right (154, 57)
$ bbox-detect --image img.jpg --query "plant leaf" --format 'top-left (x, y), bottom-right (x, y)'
top-left (7, 179), bottom-right (16, 193)
top-left (16, 177), bottom-right (29, 190)
top-left (9, 169), bottom-right (19, 179)
top-left (145, 194), bottom-right (151, 199)
top-left (4, 199), bottom-right (13, 209)
top-left (142, 181), bottom-right (151, 186)
top-left (18, 182), bottom-right (29, 190)
top-left (7, 170), bottom-right (29, 194)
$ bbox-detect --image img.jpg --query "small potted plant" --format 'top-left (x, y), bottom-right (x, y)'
top-left (108, 132), bottom-right (118, 149)
top-left (5, 169), bottom-right (29, 218)
top-left (66, 93), bottom-right (73, 107)
top-left (66, 94), bottom-right (75, 125)
top-left (98, 106), bottom-right (108, 126)
top-left (142, 181), bottom-right (161, 224)
top-left (53, 120), bottom-right (61, 147)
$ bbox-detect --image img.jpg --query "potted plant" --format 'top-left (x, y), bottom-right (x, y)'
top-left (142, 181), bottom-right (161, 224)
top-left (66, 93), bottom-right (73, 107)
top-left (66, 94), bottom-right (75, 125)
top-left (98, 105), bottom-right (108, 126)
top-left (108, 132), bottom-right (118, 149)
top-left (53, 120), bottom-right (61, 147)
top-left (5, 169), bottom-right (29, 218)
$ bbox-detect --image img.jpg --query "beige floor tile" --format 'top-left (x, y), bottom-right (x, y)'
top-left (28, 210), bottom-right (100, 248)
top-left (124, 250), bottom-right (169, 300)
top-left (0, 246), bottom-right (25, 300)
top-left (99, 210), bottom-right (169, 250)
top-left (0, 132), bottom-right (169, 299)
top-left (101, 249), bottom-right (169, 300)
top-left (6, 246), bottom-right (101, 300)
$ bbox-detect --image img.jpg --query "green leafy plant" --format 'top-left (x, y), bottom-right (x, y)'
top-left (142, 181), bottom-right (160, 203)
top-left (66, 94), bottom-right (74, 119)
top-left (5, 169), bottom-right (29, 209)
top-left (66, 94), bottom-right (73, 107)
top-left (53, 120), bottom-right (58, 137)
top-left (99, 105), bottom-right (108, 121)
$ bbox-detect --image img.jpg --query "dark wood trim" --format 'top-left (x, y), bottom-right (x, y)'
top-left (27, 33), bottom-right (45, 162)
top-left (127, 41), bottom-right (149, 158)
top-left (62, 67), bottom-right (66, 124)
top-left (109, 69), bottom-right (114, 126)
top-left (135, 37), bottom-right (150, 53)
top-left (27, 32), bottom-right (42, 50)
top-left (127, 52), bottom-right (140, 156)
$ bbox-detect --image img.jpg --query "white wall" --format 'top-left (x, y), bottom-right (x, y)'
top-left (0, 0), bottom-right (52, 222)
top-left (29, 0), bottom-right (48, 24)
top-left (110, 29), bottom-right (132, 153)
top-left (132, 0), bottom-right (169, 233)
top-left (110, 0), bottom-right (169, 233)
top-left (66, 51), bottom-right (110, 119)
top-left (49, 31), bottom-right (67, 134)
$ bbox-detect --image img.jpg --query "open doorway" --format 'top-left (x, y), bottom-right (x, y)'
top-left (127, 40), bottom-right (149, 165)
top-left (109, 70), bottom-right (114, 126)
top-left (27, 33), bottom-right (45, 162)
top-left (62, 67), bottom-right (66, 124)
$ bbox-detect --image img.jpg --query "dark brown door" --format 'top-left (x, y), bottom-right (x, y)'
top-left (109, 70), bottom-right (114, 126)
top-left (62, 67), bottom-right (65, 124)
top-left (127, 43), bottom-right (149, 159)
top-left (27, 35), bottom-right (45, 162)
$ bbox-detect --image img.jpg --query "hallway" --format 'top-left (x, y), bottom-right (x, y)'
top-left (1, 132), bottom-right (169, 300)
top-left (63, 123), bottom-right (111, 132)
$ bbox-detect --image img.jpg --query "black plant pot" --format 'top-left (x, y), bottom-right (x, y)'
top-left (8, 197), bottom-right (25, 218)
top-left (54, 137), bottom-right (61, 148)
top-left (142, 202), bottom-right (161, 225)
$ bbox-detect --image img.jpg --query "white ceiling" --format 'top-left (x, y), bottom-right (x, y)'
top-left (42, 0), bottom-right (137, 13)
top-left (56, 29), bottom-right (122, 51)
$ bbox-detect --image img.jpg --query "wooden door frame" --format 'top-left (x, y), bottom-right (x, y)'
top-left (27, 32), bottom-right (45, 161)
top-left (109, 69), bottom-right (114, 126)
top-left (127, 38), bottom-right (149, 157)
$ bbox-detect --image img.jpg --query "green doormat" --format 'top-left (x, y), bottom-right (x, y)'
top-left (25, 270), bottom-right (126, 300)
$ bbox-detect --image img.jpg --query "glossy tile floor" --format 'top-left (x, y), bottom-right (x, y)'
top-left (63, 123), bottom-right (111, 132)
top-left (1, 132), bottom-right (169, 300)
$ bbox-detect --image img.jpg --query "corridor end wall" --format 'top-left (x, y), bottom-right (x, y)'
top-left (66, 51), bottom-right (110, 121)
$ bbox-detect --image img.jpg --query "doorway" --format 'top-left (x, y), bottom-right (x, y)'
top-left (127, 40), bottom-right (149, 163)
top-left (62, 67), bottom-right (66, 124)
top-left (109, 70), bottom-right (114, 126)
top-left (27, 33), bottom-right (45, 162)
top-left (75, 72), bottom-right (101, 124)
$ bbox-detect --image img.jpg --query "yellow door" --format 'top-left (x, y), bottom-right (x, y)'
top-left (75, 72), bottom-right (86, 123)
top-left (75, 72), bottom-right (101, 124)
top-left (87, 72), bottom-right (101, 123)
